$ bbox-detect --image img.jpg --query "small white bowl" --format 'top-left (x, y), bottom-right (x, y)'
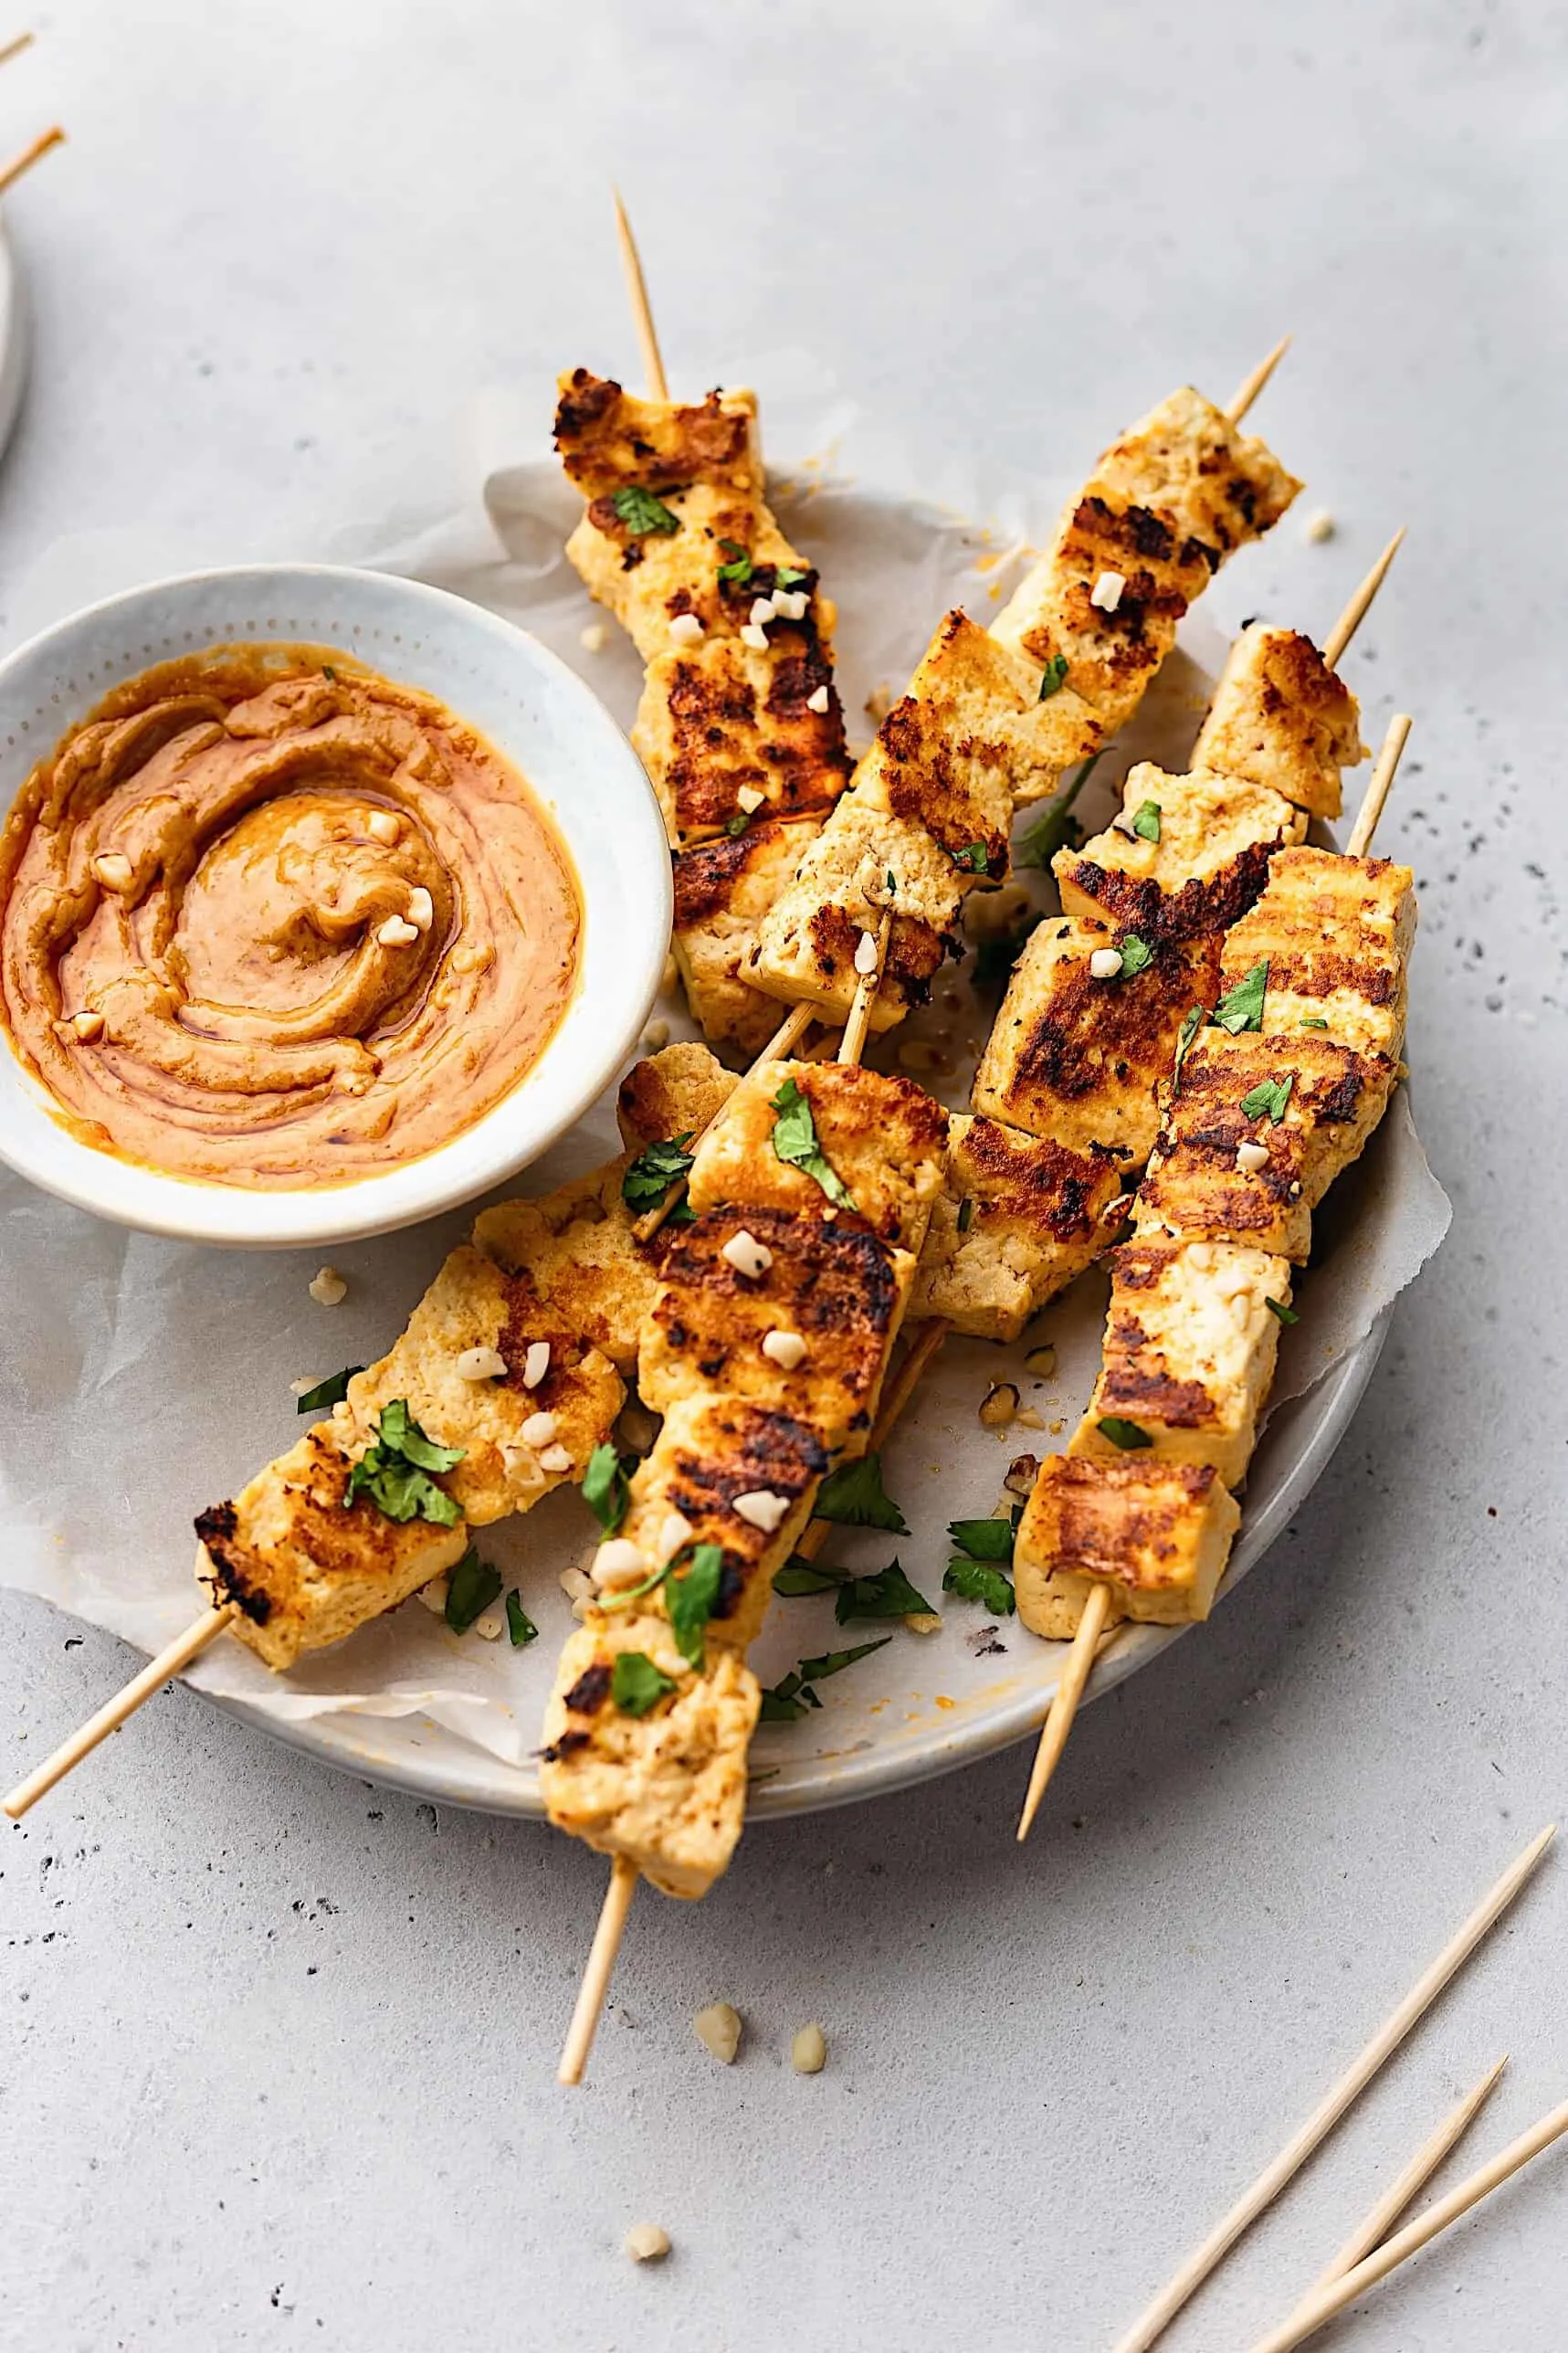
top-left (0, 564), bottom-right (671, 1247)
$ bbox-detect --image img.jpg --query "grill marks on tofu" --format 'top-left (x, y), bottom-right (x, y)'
top-left (645, 1208), bottom-right (909, 1451)
top-left (195, 1428), bottom-right (468, 1672)
top-left (688, 1057), bottom-right (950, 1251)
top-left (473, 1164), bottom-right (655, 1376)
top-left (634, 613), bottom-right (849, 845)
top-left (746, 797), bottom-right (963, 1025)
top-left (616, 1039), bottom-right (739, 1154)
top-left (973, 918), bottom-right (1223, 1164)
top-left (1056, 765), bottom-right (1308, 944)
top-left (1092, 386), bottom-right (1302, 558)
top-left (1194, 625), bottom-right (1366, 820)
top-left (1222, 847), bottom-right (1416, 1059)
top-left (539, 1609), bottom-right (760, 1899)
top-left (1013, 1453), bottom-right (1241, 1638)
top-left (912, 1116), bottom-right (1126, 1342)
top-left (672, 818), bottom-right (826, 1059)
top-left (1071, 1239), bottom-right (1289, 1487)
top-left (553, 373), bottom-right (758, 497)
top-left (1134, 1032), bottom-right (1393, 1261)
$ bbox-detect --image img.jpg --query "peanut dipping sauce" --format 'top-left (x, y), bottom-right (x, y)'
top-left (0, 646), bottom-right (583, 1187)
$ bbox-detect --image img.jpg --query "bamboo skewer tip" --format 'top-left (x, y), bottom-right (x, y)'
top-left (1226, 335), bottom-right (1291, 424)
top-left (0, 30), bottom-right (36, 69)
top-left (1016, 1581), bottom-right (1112, 1841)
top-left (1348, 711), bottom-right (1414, 859)
top-left (1322, 525), bottom-right (1405, 670)
top-left (0, 121), bottom-right (63, 203)
top-left (611, 187), bottom-right (668, 405)
top-left (1307, 2053), bottom-right (1508, 2297)
top-left (558, 1853), bottom-right (640, 2085)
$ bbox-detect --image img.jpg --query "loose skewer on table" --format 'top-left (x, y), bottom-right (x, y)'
top-left (0, 121), bottom-right (62, 198)
top-left (0, 30), bottom-right (36, 69)
top-left (1306, 2054), bottom-right (1506, 2296)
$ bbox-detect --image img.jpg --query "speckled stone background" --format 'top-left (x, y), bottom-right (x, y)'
top-left (2, 5), bottom-right (1563, 2348)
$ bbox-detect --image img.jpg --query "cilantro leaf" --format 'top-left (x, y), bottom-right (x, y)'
top-left (1132, 799), bottom-right (1163, 842)
top-left (375, 1398), bottom-right (464, 1473)
top-left (583, 1441), bottom-right (632, 1535)
top-left (773, 1554), bottom-right (852, 1597)
top-left (622, 1132), bottom-right (696, 1213)
top-left (771, 1077), bottom-right (853, 1208)
top-left (611, 1651), bottom-right (679, 1715)
top-left (814, 1451), bottom-right (908, 1534)
top-left (1300, 1016), bottom-right (1330, 1030)
top-left (953, 841), bottom-right (991, 874)
top-left (774, 565), bottom-right (808, 588)
top-left (666, 1542), bottom-right (725, 1668)
top-left (1240, 1073), bottom-right (1294, 1124)
top-left (1212, 958), bottom-right (1268, 1035)
top-left (505, 1589), bottom-right (539, 1647)
top-left (725, 810), bottom-right (751, 837)
top-left (343, 1399), bottom-right (465, 1526)
top-left (759, 1671), bottom-right (818, 1722)
top-left (445, 1546), bottom-right (503, 1634)
top-left (1116, 934), bottom-right (1153, 978)
top-left (947, 1515), bottom-right (1015, 1563)
top-left (1037, 652), bottom-right (1068, 701)
top-left (795, 1638), bottom-right (891, 1683)
top-left (1016, 752), bottom-right (1102, 869)
top-left (716, 539), bottom-right (753, 586)
top-left (612, 485), bottom-right (679, 536)
top-left (1172, 1003), bottom-right (1205, 1094)
top-left (943, 1556), bottom-right (1016, 1614)
top-left (1266, 1296), bottom-right (1299, 1325)
top-left (295, 1365), bottom-right (363, 1415)
top-left (833, 1557), bottom-right (936, 1624)
top-left (956, 1196), bottom-right (975, 1233)
top-left (321, 664), bottom-right (338, 682)
top-left (1097, 1416), bottom-right (1153, 1451)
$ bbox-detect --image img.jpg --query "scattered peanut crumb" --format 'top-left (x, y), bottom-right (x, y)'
top-left (1024, 1345), bottom-right (1057, 1378)
top-left (905, 1611), bottom-right (942, 1636)
top-left (308, 1266), bottom-right (348, 1306)
top-left (792, 2023), bottom-right (827, 2075)
top-left (692, 2001), bottom-right (743, 2063)
top-left (580, 621), bottom-right (608, 653)
top-left (473, 1609), bottom-right (504, 1641)
top-left (979, 1382), bottom-right (1019, 1430)
top-left (641, 1017), bottom-right (670, 1052)
top-left (1303, 508), bottom-right (1336, 543)
top-left (624, 2223), bottom-right (671, 2263)
top-left (1015, 1406), bottom-right (1046, 1431)
top-left (417, 1577), bottom-right (449, 1616)
top-left (865, 682), bottom-right (892, 723)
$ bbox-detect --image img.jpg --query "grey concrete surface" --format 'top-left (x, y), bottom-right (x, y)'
top-left (2, 4), bottom-right (1563, 2348)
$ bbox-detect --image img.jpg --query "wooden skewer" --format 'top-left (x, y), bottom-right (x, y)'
top-left (4, 1600), bottom-right (237, 1819)
top-left (0, 30), bottom-right (35, 69)
top-left (1110, 1823), bottom-right (1556, 2353)
top-left (1225, 335), bottom-right (1290, 424)
top-left (1347, 711), bottom-right (1412, 859)
top-left (837, 907), bottom-right (892, 1068)
top-left (633, 997), bottom-right (816, 1246)
top-left (557, 1852), bottom-right (640, 2085)
top-left (1322, 526), bottom-right (1405, 668)
top-left (1247, 2088), bottom-right (1568, 2353)
top-left (613, 187), bottom-right (668, 406)
top-left (1308, 2055), bottom-right (1508, 2295)
top-left (0, 121), bottom-right (62, 200)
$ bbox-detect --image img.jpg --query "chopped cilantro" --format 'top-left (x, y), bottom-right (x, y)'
top-left (321, 664), bottom-right (338, 681)
top-left (725, 810), bottom-right (752, 837)
top-left (814, 1451), bottom-right (908, 1535)
top-left (1240, 1073), bottom-right (1294, 1124)
top-left (1016, 752), bottom-right (1103, 869)
top-left (611, 1651), bottom-right (679, 1715)
top-left (954, 841), bottom-right (991, 874)
top-left (833, 1558), bottom-right (936, 1624)
top-left (612, 485), bottom-right (679, 536)
top-left (716, 538), bottom-right (753, 586)
top-left (1037, 653), bottom-right (1068, 701)
top-left (771, 1077), bottom-right (853, 1208)
top-left (1266, 1296), bottom-right (1299, 1325)
top-left (445, 1546), bottom-right (503, 1634)
top-left (295, 1365), bottom-right (363, 1415)
top-left (956, 1196), bottom-right (975, 1234)
top-left (343, 1399), bottom-right (464, 1526)
top-left (1132, 799), bottom-right (1163, 842)
top-left (1300, 1016), bottom-right (1330, 1030)
top-left (760, 1642), bottom-right (894, 1722)
top-left (947, 1515), bottom-right (1015, 1562)
top-left (622, 1132), bottom-right (696, 1213)
top-left (773, 1554), bottom-right (851, 1598)
top-left (885, 869), bottom-right (898, 896)
top-left (774, 565), bottom-right (808, 589)
top-left (1212, 958), bottom-right (1268, 1034)
top-left (1097, 1416), bottom-right (1153, 1451)
top-left (505, 1588), bottom-right (539, 1647)
top-left (583, 1441), bottom-right (632, 1535)
top-left (943, 1556), bottom-right (1016, 1615)
top-left (665, 1542), bottom-right (725, 1668)
top-left (1172, 1003), bottom-right (1205, 1094)
top-left (1116, 934), bottom-right (1154, 978)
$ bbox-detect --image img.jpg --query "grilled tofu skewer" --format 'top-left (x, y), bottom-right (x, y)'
top-left (1013, 711), bottom-right (1416, 1839)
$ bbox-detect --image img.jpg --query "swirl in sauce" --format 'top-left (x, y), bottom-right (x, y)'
top-left (0, 647), bottom-right (582, 1187)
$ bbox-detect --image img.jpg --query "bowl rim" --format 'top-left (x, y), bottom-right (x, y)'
top-left (0, 560), bottom-right (672, 1248)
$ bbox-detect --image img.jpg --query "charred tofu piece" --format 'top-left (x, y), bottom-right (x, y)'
top-left (633, 625), bottom-right (849, 846)
top-left (1219, 847), bottom-right (1415, 1059)
top-left (1091, 386), bottom-right (1301, 559)
top-left (1133, 1031), bottom-right (1394, 1261)
top-left (1014, 1453), bottom-right (1241, 1638)
top-left (195, 1426), bottom-right (468, 1672)
top-left (911, 1116), bottom-right (1126, 1342)
top-left (972, 917), bottom-right (1223, 1166)
top-left (1071, 1239), bottom-right (1289, 1487)
top-left (554, 372), bottom-right (762, 499)
top-left (688, 1058), bottom-right (950, 1252)
top-left (744, 796), bottom-right (963, 1027)
top-left (1055, 763), bottom-right (1307, 944)
top-left (609, 1394), bottom-right (828, 1652)
top-left (566, 484), bottom-right (807, 665)
top-left (643, 1207), bottom-right (911, 1453)
top-left (539, 1609), bottom-right (760, 1899)
top-left (616, 1040), bottom-right (739, 1155)
top-left (991, 491), bottom-right (1216, 735)
top-left (1193, 625), bottom-right (1365, 819)
top-left (345, 1247), bottom-right (625, 1525)
top-left (474, 1163), bottom-right (654, 1377)
top-left (672, 817), bottom-right (825, 1059)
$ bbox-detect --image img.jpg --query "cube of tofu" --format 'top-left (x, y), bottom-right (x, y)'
top-left (672, 817), bottom-right (826, 1060)
top-left (1070, 1239), bottom-right (1289, 1487)
top-left (474, 1163), bottom-right (654, 1375)
top-left (688, 1057), bottom-right (950, 1252)
top-left (1055, 763), bottom-right (1307, 943)
top-left (539, 1609), bottom-right (760, 1900)
top-left (972, 917), bottom-right (1223, 1166)
top-left (616, 1039), bottom-right (739, 1155)
top-left (1090, 386), bottom-right (1301, 558)
top-left (1192, 625), bottom-right (1365, 819)
top-left (345, 1246), bottom-right (625, 1524)
top-left (911, 1116), bottom-right (1126, 1342)
top-left (613, 1394), bottom-right (828, 1652)
top-left (633, 627), bottom-right (850, 846)
top-left (990, 491), bottom-right (1215, 735)
top-left (195, 1426), bottom-right (468, 1672)
top-left (642, 1206), bottom-right (912, 1452)
top-left (563, 484), bottom-right (788, 664)
top-left (1013, 1453), bottom-right (1241, 1638)
top-left (554, 372), bottom-right (763, 499)
top-left (1219, 846), bottom-right (1415, 1059)
top-left (1133, 1031), bottom-right (1394, 1261)
top-left (743, 795), bottom-right (962, 1028)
